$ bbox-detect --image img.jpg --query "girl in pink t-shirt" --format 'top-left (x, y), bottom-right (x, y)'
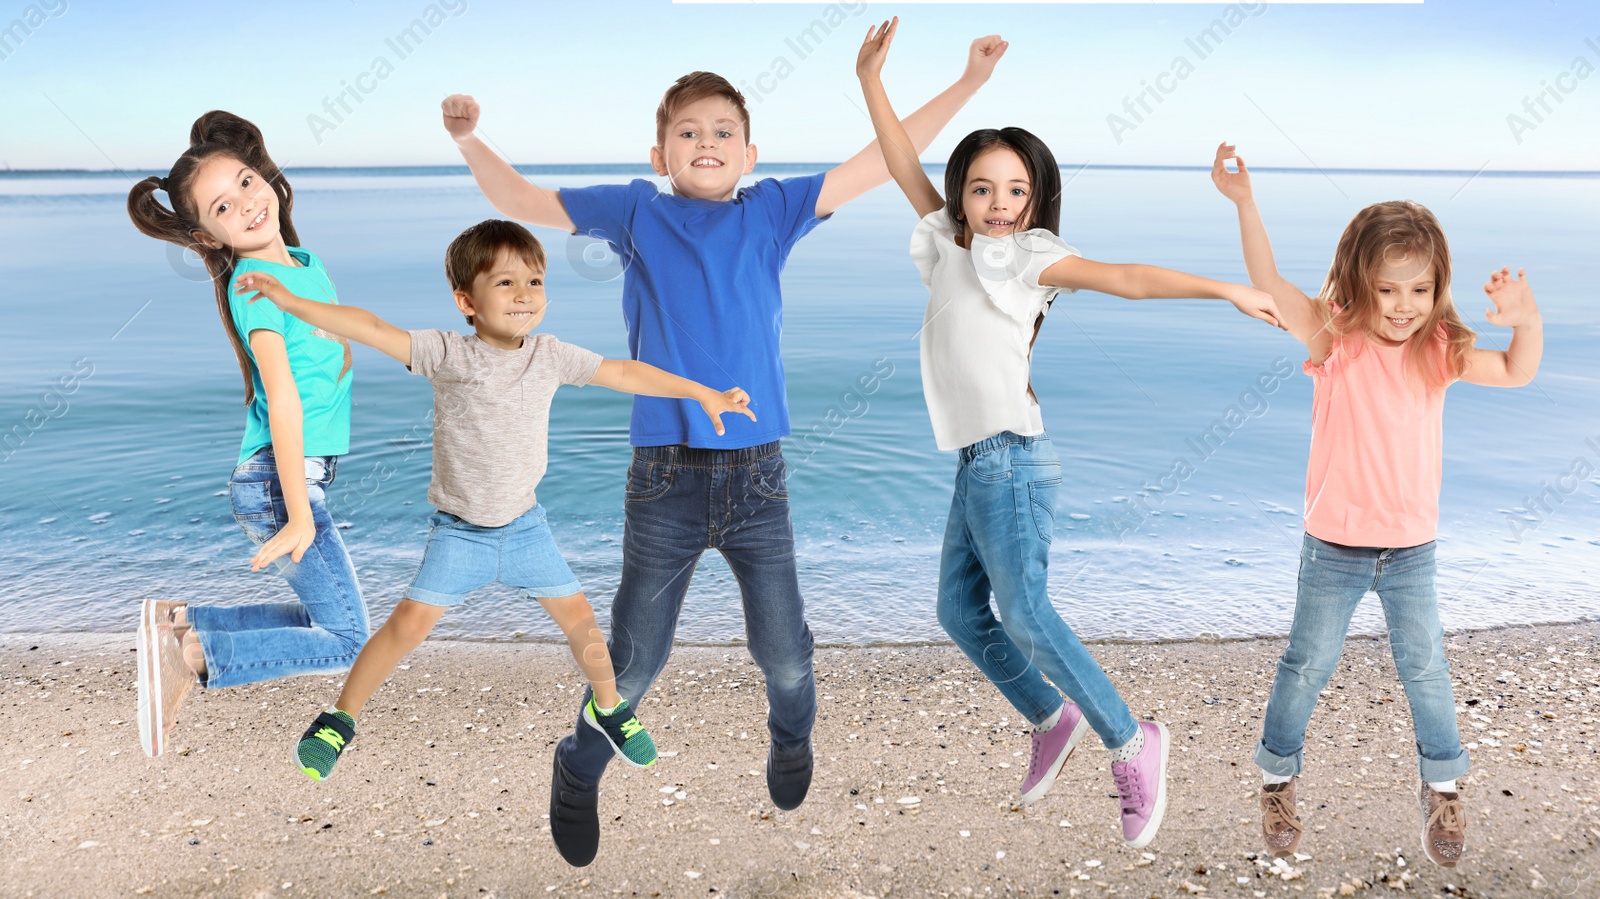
top-left (1212, 143), bottom-right (1544, 869)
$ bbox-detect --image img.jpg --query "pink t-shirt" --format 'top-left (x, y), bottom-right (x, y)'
top-left (1303, 331), bottom-right (1449, 548)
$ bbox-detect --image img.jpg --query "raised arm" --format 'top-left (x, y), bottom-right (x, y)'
top-left (235, 272), bottom-right (412, 365)
top-left (818, 24), bottom-right (1008, 218)
top-left (1211, 142), bottom-right (1330, 360)
top-left (588, 360), bottom-right (757, 437)
top-left (442, 95), bottom-right (576, 233)
top-left (853, 18), bottom-right (943, 218)
top-left (1461, 267), bottom-right (1543, 387)
top-left (1040, 256), bottom-right (1283, 328)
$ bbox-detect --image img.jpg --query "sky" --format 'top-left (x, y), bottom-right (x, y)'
top-left (1, 0), bottom-right (1597, 172)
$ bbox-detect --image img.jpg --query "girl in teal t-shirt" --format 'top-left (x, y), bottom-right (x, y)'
top-left (126, 111), bottom-right (370, 757)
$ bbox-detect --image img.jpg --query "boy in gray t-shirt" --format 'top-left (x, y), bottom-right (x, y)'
top-left (237, 219), bottom-right (754, 782)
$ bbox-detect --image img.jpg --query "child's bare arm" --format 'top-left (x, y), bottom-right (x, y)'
top-left (1212, 143), bottom-right (1331, 360)
top-left (588, 359), bottom-right (757, 436)
top-left (854, 18), bottom-right (944, 218)
top-left (1462, 267), bottom-right (1543, 387)
top-left (1041, 257), bottom-right (1283, 327)
top-left (248, 331), bottom-right (315, 571)
top-left (236, 272), bottom-right (412, 365)
top-left (818, 27), bottom-right (1007, 218)
top-left (443, 95), bottom-right (577, 233)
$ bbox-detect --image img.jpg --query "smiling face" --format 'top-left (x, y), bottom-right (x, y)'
top-left (959, 145), bottom-right (1034, 244)
top-left (456, 249), bottom-right (548, 349)
top-left (1370, 251), bottom-right (1437, 346)
top-left (186, 154), bottom-right (283, 257)
top-left (650, 93), bottom-right (756, 201)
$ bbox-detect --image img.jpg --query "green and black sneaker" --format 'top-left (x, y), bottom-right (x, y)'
top-left (296, 709), bottom-right (356, 781)
top-left (583, 697), bottom-right (657, 768)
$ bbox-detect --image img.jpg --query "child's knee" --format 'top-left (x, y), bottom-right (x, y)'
top-left (386, 600), bottom-right (442, 645)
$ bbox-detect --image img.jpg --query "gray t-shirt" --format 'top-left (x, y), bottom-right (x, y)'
top-left (409, 330), bottom-right (604, 527)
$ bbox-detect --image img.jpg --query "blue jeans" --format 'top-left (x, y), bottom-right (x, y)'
top-left (937, 432), bottom-right (1138, 750)
top-left (1257, 533), bottom-right (1469, 783)
top-left (555, 441), bottom-right (816, 786)
top-left (188, 449), bottom-right (371, 689)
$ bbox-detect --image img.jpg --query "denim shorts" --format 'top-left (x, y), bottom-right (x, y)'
top-left (405, 503), bottom-right (581, 607)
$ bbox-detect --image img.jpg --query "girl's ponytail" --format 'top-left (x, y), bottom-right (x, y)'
top-left (125, 111), bottom-right (300, 405)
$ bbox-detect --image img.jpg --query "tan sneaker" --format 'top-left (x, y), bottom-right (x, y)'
top-left (136, 598), bottom-right (197, 757)
top-left (1260, 778), bottom-right (1304, 858)
top-left (1420, 783), bottom-right (1467, 867)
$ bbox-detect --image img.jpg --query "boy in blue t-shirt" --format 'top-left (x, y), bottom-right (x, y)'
top-left (445, 29), bottom-right (1009, 867)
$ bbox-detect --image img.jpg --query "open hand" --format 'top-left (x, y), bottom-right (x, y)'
top-left (441, 94), bottom-right (481, 141)
top-left (250, 516), bottom-right (316, 572)
top-left (856, 17), bottom-right (898, 82)
top-left (1211, 142), bottom-right (1254, 205)
top-left (700, 387), bottom-right (757, 436)
top-left (234, 271), bottom-right (296, 308)
top-left (1483, 267), bottom-right (1538, 328)
top-left (1227, 284), bottom-right (1285, 330)
top-left (960, 34), bottom-right (1008, 86)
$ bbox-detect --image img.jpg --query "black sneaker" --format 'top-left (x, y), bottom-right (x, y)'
top-left (549, 752), bottom-right (600, 867)
top-left (767, 740), bottom-right (813, 810)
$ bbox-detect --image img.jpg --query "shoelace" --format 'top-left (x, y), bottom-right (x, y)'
top-left (1261, 789), bottom-right (1302, 835)
top-left (1112, 765), bottom-right (1143, 812)
top-left (1028, 732), bottom-right (1045, 777)
top-left (1427, 797), bottom-right (1467, 837)
top-left (619, 717), bottom-right (643, 740)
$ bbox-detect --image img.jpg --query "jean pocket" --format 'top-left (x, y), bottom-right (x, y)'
top-left (749, 455), bottom-right (788, 502)
top-left (624, 460), bottom-right (674, 503)
top-left (1028, 477), bottom-right (1062, 543)
top-left (969, 448), bottom-right (1013, 482)
top-left (229, 479), bottom-right (279, 545)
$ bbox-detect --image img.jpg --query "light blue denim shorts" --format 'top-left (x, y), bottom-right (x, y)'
top-left (406, 503), bottom-right (581, 607)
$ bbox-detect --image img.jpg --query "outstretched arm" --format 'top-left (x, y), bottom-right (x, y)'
top-left (854, 17), bottom-right (943, 218)
top-left (236, 272), bottom-right (412, 365)
top-left (1040, 256), bottom-right (1283, 328)
top-left (443, 94), bottom-right (576, 233)
top-left (1212, 142), bottom-right (1329, 359)
top-left (588, 360), bottom-right (757, 437)
top-left (818, 24), bottom-right (1007, 218)
top-left (1461, 267), bottom-right (1543, 387)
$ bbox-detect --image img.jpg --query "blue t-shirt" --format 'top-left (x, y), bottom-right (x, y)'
top-left (560, 174), bottom-right (828, 448)
top-left (228, 247), bottom-right (354, 465)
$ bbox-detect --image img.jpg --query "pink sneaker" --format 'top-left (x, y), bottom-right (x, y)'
top-left (1020, 702), bottom-right (1089, 804)
top-left (1110, 721), bottom-right (1169, 848)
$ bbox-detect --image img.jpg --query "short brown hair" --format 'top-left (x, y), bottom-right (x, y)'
top-left (656, 71), bottom-right (750, 147)
top-left (444, 219), bottom-right (546, 325)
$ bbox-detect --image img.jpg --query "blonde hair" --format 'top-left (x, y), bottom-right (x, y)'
top-left (1317, 200), bottom-right (1474, 388)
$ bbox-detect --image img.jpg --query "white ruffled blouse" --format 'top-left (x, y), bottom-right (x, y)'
top-left (910, 208), bottom-right (1080, 451)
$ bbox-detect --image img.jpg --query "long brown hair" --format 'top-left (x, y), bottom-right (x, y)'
top-left (1318, 200), bottom-right (1474, 388)
top-left (127, 111), bottom-right (299, 405)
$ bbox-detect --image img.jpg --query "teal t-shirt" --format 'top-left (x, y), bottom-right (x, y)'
top-left (228, 247), bottom-right (353, 465)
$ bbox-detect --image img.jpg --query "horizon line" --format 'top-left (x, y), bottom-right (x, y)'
top-left (4, 163), bottom-right (1599, 179)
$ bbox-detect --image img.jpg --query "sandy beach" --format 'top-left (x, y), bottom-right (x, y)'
top-left (2, 623), bottom-right (1596, 898)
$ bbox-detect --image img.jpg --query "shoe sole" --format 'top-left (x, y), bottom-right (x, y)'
top-left (1124, 722), bottom-right (1170, 850)
top-left (136, 599), bottom-right (160, 757)
top-left (582, 706), bottom-right (655, 769)
top-left (1020, 713), bottom-right (1089, 805)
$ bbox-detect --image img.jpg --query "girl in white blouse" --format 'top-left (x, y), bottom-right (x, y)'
top-left (856, 19), bottom-right (1281, 849)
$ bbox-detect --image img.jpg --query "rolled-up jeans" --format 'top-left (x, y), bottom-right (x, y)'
top-left (1256, 533), bottom-right (1469, 783)
top-left (187, 448), bottom-right (371, 689)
